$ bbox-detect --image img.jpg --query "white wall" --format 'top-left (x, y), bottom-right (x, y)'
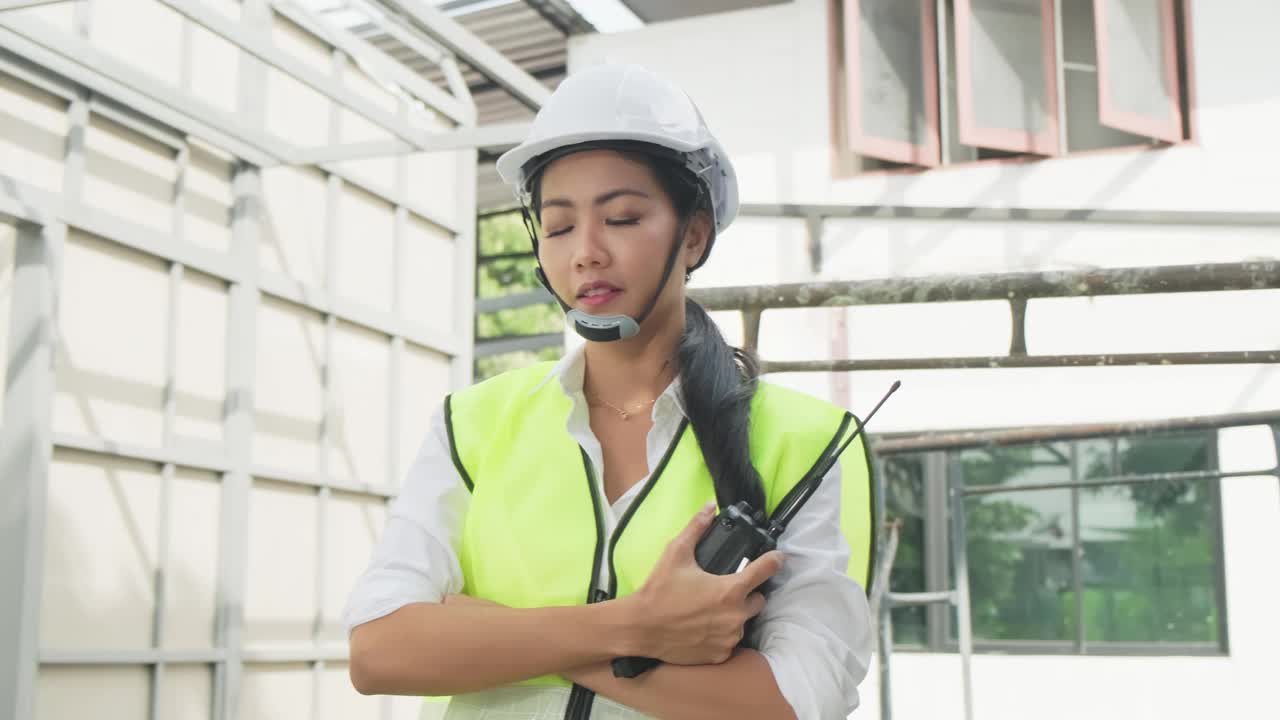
top-left (571, 1), bottom-right (1280, 718)
top-left (0, 1), bottom-right (464, 717)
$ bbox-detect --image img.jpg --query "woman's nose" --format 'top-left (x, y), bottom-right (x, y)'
top-left (572, 222), bottom-right (609, 269)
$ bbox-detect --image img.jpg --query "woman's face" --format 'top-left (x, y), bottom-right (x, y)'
top-left (536, 150), bottom-right (707, 326)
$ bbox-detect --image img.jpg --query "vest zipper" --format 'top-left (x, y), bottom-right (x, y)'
top-left (605, 419), bottom-right (689, 597)
top-left (565, 448), bottom-right (608, 720)
top-left (565, 422), bottom-right (687, 719)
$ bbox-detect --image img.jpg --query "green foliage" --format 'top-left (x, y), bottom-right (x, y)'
top-left (476, 304), bottom-right (564, 339)
top-left (475, 346), bottom-right (562, 382)
top-left (889, 433), bottom-right (1223, 649)
top-left (883, 456), bottom-right (928, 644)
top-left (477, 211), bottom-right (534, 255)
top-left (965, 496), bottom-right (1059, 641)
top-left (473, 210), bottom-right (564, 379)
top-left (478, 256), bottom-right (542, 298)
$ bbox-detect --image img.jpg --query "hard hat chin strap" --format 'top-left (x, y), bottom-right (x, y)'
top-left (522, 205), bottom-right (693, 343)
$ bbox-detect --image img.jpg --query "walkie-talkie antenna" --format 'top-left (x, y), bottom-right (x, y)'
top-left (769, 380), bottom-right (901, 535)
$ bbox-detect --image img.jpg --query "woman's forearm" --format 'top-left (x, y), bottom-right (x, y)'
top-left (349, 600), bottom-right (641, 696)
top-left (566, 650), bottom-right (796, 720)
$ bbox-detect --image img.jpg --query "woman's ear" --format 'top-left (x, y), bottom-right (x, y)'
top-left (682, 211), bottom-right (712, 270)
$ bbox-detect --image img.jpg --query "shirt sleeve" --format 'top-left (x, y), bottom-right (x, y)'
top-left (341, 405), bottom-right (472, 634)
top-left (752, 461), bottom-right (875, 720)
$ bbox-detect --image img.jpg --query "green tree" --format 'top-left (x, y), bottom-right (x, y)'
top-left (958, 446), bottom-right (1058, 641)
top-left (958, 434), bottom-right (1222, 646)
top-left (474, 211), bottom-right (564, 380)
top-left (1078, 433), bottom-right (1219, 643)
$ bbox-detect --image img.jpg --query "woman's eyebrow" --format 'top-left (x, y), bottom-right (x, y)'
top-left (540, 188), bottom-right (651, 210)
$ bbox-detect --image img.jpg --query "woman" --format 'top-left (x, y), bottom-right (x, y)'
top-left (344, 63), bottom-right (873, 720)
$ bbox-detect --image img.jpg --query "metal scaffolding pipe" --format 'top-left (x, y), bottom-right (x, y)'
top-left (961, 467), bottom-right (1279, 496)
top-left (737, 201), bottom-right (1280, 227)
top-left (873, 409), bottom-right (1280, 454)
top-left (763, 350), bottom-right (1280, 374)
top-left (690, 261), bottom-right (1280, 312)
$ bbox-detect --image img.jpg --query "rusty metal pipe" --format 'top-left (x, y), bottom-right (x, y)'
top-left (762, 351), bottom-right (1280, 374)
top-left (690, 261), bottom-right (1280, 312)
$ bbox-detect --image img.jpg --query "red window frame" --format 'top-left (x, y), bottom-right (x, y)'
top-left (1094, 0), bottom-right (1184, 143)
top-left (955, 0), bottom-right (1062, 156)
top-left (843, 0), bottom-right (941, 166)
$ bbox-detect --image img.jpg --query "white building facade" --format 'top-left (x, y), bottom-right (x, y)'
top-left (570, 1), bottom-right (1280, 718)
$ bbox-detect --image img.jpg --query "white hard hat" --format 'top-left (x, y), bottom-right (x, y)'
top-left (496, 63), bottom-right (739, 236)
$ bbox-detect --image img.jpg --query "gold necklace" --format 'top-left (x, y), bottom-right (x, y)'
top-left (584, 359), bottom-right (674, 421)
top-left (586, 394), bottom-right (656, 421)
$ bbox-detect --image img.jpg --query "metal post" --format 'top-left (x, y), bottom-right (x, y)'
top-left (935, 0), bottom-right (950, 165)
top-left (452, 147), bottom-right (478, 390)
top-left (924, 452), bottom-right (950, 649)
top-left (1273, 424), bottom-right (1280, 509)
top-left (948, 453), bottom-right (975, 720)
top-left (214, 161), bottom-right (260, 720)
top-left (314, 312), bottom-right (336, 720)
top-left (877, 587), bottom-right (895, 720)
top-left (150, 256), bottom-right (185, 720)
top-left (741, 308), bottom-right (762, 354)
top-left (870, 454), bottom-right (898, 720)
top-left (804, 213), bottom-right (823, 275)
top-left (1008, 297), bottom-right (1028, 356)
top-left (389, 93), bottom-right (408, 495)
top-left (1053, 0), bottom-right (1068, 154)
top-left (1070, 441), bottom-right (1085, 653)
top-left (0, 220), bottom-right (63, 720)
top-left (311, 46), bottom-right (345, 720)
top-left (870, 456), bottom-right (891, 609)
top-left (214, 4), bottom-right (268, 714)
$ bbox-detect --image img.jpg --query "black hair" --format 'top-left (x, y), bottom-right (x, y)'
top-left (526, 144), bottom-right (766, 511)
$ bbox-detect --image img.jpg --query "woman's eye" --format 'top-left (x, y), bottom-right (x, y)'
top-left (606, 217), bottom-right (639, 227)
top-left (545, 225), bottom-right (573, 238)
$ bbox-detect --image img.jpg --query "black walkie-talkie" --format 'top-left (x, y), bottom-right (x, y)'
top-left (611, 380), bottom-right (901, 678)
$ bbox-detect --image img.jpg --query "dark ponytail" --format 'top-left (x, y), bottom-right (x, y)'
top-left (629, 154), bottom-right (767, 511)
top-left (642, 153), bottom-right (766, 511)
top-left (679, 299), bottom-right (765, 512)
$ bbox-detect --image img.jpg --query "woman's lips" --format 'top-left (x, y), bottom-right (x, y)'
top-left (577, 288), bottom-right (622, 307)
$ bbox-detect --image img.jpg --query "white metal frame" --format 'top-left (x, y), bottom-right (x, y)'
top-left (0, 0), bottom-right (544, 170)
top-left (0, 0), bottom-right (493, 716)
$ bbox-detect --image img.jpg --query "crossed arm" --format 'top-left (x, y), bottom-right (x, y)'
top-left (348, 599), bottom-right (794, 720)
top-left (349, 506), bottom-right (796, 719)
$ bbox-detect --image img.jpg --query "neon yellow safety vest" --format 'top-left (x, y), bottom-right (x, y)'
top-left (438, 363), bottom-right (874, 717)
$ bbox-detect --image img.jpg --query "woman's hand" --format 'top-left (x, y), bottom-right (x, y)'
top-left (619, 503), bottom-right (783, 666)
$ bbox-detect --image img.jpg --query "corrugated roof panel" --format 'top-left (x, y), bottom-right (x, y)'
top-left (324, 0), bottom-right (594, 209)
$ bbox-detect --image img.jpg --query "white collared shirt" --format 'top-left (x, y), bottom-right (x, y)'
top-left (342, 344), bottom-right (873, 719)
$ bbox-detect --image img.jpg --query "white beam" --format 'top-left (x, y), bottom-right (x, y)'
top-left (0, 18), bottom-right (288, 166)
top-left (348, 0), bottom-right (445, 63)
top-left (0, 221), bottom-right (62, 720)
top-left (289, 121), bottom-right (529, 164)
top-left (452, 146), bottom-right (478, 388)
top-left (380, 0), bottom-right (553, 110)
top-left (270, 0), bottom-right (474, 125)
top-left (156, 0), bottom-right (455, 149)
top-left (1, 167), bottom-right (461, 355)
top-left (440, 55), bottom-right (472, 107)
top-left (0, 0), bottom-right (70, 11)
